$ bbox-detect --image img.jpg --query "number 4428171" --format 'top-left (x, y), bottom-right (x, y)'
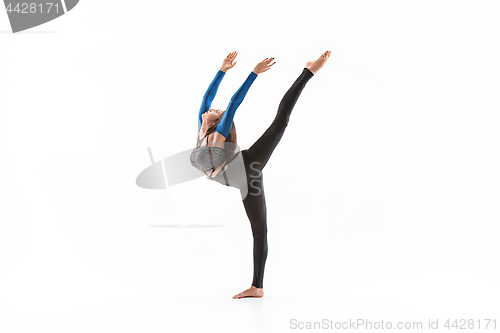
top-left (5, 3), bottom-right (60, 14)
top-left (444, 319), bottom-right (496, 330)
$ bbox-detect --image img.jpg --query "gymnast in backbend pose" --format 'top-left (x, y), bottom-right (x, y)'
top-left (190, 50), bottom-right (331, 299)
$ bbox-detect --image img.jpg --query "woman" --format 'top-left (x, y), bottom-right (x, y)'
top-left (190, 50), bottom-right (331, 299)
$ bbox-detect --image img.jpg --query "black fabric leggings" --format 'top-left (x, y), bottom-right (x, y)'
top-left (238, 67), bottom-right (314, 288)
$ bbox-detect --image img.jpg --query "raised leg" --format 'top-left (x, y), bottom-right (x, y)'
top-left (245, 67), bottom-right (314, 171)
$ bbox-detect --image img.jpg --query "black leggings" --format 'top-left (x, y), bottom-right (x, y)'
top-left (237, 67), bottom-right (314, 288)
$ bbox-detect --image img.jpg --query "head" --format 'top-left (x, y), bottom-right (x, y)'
top-left (202, 108), bottom-right (222, 127)
top-left (202, 108), bottom-right (237, 154)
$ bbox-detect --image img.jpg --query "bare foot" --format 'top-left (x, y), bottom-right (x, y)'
top-left (232, 286), bottom-right (264, 299)
top-left (306, 50), bottom-right (331, 74)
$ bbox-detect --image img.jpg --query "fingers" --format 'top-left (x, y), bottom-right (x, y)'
top-left (263, 57), bottom-right (274, 64)
top-left (262, 63), bottom-right (275, 72)
top-left (258, 57), bottom-right (276, 73)
top-left (226, 51), bottom-right (238, 59)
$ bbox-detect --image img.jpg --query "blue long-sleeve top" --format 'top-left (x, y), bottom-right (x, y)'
top-left (198, 70), bottom-right (258, 137)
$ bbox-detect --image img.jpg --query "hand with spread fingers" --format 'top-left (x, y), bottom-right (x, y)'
top-left (253, 57), bottom-right (276, 75)
top-left (220, 51), bottom-right (238, 72)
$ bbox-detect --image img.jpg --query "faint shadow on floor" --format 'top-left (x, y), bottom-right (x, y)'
top-left (149, 224), bottom-right (225, 228)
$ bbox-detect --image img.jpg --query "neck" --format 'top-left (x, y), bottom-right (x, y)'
top-left (200, 122), bottom-right (210, 135)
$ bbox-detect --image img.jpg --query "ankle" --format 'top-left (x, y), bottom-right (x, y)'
top-left (304, 67), bottom-right (314, 75)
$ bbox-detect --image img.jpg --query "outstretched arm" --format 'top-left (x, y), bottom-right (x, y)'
top-left (198, 70), bottom-right (225, 131)
top-left (215, 72), bottom-right (257, 137)
top-left (198, 51), bottom-right (238, 132)
top-left (215, 57), bottom-right (276, 138)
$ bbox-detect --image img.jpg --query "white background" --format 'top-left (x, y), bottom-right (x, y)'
top-left (0, 1), bottom-right (499, 332)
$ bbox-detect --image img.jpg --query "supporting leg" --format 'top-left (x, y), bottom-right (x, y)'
top-left (241, 170), bottom-right (267, 289)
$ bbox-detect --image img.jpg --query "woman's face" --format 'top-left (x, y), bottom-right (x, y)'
top-left (203, 108), bottom-right (222, 125)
